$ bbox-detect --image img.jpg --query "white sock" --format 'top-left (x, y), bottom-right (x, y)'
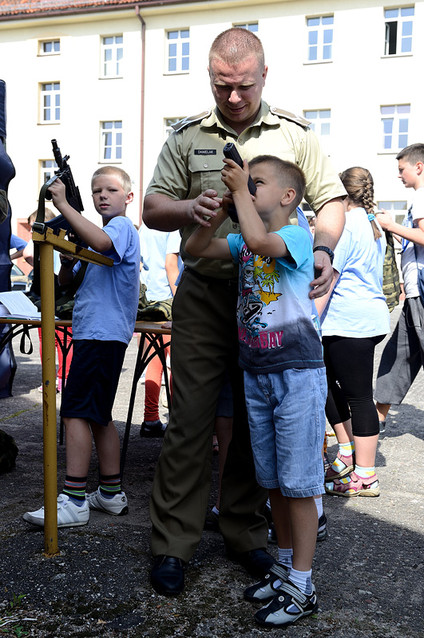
top-left (314, 496), bottom-right (323, 518)
top-left (277, 547), bottom-right (293, 569)
top-left (289, 567), bottom-right (313, 595)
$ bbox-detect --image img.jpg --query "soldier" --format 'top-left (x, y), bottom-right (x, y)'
top-left (143, 27), bottom-right (346, 596)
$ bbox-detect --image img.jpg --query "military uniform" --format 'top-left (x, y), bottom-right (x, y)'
top-left (147, 101), bottom-right (345, 562)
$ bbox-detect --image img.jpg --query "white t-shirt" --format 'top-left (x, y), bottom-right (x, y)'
top-left (400, 187), bottom-right (424, 298)
top-left (139, 225), bottom-right (181, 301)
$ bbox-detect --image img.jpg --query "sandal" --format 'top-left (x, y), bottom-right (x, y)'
top-left (325, 471), bottom-right (380, 497)
top-left (324, 451), bottom-right (354, 482)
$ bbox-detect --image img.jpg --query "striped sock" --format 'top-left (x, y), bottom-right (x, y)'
top-left (339, 441), bottom-right (354, 457)
top-left (63, 475), bottom-right (87, 505)
top-left (355, 465), bottom-right (376, 480)
top-left (99, 473), bottom-right (121, 499)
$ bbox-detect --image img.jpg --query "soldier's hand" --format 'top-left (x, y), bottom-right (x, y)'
top-left (189, 189), bottom-right (222, 227)
top-left (309, 251), bottom-right (333, 298)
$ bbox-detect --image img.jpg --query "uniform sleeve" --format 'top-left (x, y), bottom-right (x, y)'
top-left (145, 133), bottom-right (190, 201)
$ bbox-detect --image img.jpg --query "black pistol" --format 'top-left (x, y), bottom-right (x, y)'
top-left (223, 142), bottom-right (256, 223)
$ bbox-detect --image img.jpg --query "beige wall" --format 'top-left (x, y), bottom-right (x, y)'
top-left (0, 0), bottom-right (423, 234)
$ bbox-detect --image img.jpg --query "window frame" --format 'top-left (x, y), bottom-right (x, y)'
top-left (233, 22), bottom-right (259, 34)
top-left (165, 28), bottom-right (190, 74)
top-left (305, 15), bottom-right (334, 63)
top-left (100, 34), bottom-right (123, 78)
top-left (38, 39), bottom-right (60, 56)
top-left (39, 82), bottom-right (60, 124)
top-left (383, 6), bottom-right (414, 56)
top-left (40, 159), bottom-right (57, 187)
top-left (100, 120), bottom-right (123, 162)
top-left (380, 104), bottom-right (410, 152)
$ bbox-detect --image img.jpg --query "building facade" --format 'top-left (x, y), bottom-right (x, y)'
top-left (0, 0), bottom-right (422, 248)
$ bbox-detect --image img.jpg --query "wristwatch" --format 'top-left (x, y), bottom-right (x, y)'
top-left (313, 245), bottom-right (334, 264)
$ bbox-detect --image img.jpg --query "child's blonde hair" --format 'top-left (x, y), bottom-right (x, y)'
top-left (27, 207), bottom-right (55, 225)
top-left (339, 167), bottom-right (381, 240)
top-left (91, 166), bottom-right (132, 194)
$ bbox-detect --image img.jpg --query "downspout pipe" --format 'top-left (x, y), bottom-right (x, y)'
top-left (135, 5), bottom-right (146, 228)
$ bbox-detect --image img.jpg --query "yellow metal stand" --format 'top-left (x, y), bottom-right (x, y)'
top-left (33, 227), bottom-right (112, 556)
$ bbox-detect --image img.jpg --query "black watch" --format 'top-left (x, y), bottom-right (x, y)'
top-left (313, 245), bottom-right (334, 264)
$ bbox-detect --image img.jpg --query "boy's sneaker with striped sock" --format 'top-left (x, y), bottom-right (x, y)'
top-left (23, 493), bottom-right (89, 528)
top-left (86, 487), bottom-right (128, 515)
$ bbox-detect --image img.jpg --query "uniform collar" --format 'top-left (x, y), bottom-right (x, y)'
top-left (201, 100), bottom-right (274, 133)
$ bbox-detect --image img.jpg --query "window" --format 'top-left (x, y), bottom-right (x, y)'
top-left (377, 200), bottom-right (407, 225)
top-left (40, 160), bottom-right (57, 185)
top-left (304, 109), bottom-right (331, 137)
top-left (307, 16), bottom-right (333, 62)
top-left (39, 39), bottom-right (60, 55)
top-left (40, 82), bottom-right (60, 123)
top-left (101, 35), bottom-right (123, 77)
top-left (234, 23), bottom-right (258, 34)
top-left (101, 121), bottom-right (122, 161)
top-left (381, 105), bottom-right (410, 151)
top-left (167, 29), bottom-right (189, 73)
top-left (384, 7), bottom-right (414, 55)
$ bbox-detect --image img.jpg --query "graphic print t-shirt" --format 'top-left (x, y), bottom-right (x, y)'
top-left (227, 225), bottom-right (323, 374)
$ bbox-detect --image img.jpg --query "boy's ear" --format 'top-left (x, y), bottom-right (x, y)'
top-left (280, 187), bottom-right (296, 206)
top-left (416, 161), bottom-right (424, 176)
top-left (126, 191), bottom-right (134, 204)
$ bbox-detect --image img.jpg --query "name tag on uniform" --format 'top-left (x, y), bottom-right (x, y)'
top-left (194, 149), bottom-right (217, 155)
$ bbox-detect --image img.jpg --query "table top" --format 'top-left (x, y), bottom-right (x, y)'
top-left (0, 316), bottom-right (172, 335)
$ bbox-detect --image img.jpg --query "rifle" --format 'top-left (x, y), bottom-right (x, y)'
top-left (30, 139), bottom-right (85, 296)
top-left (39, 138), bottom-right (84, 237)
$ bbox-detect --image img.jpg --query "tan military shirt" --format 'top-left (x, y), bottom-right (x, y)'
top-left (145, 101), bottom-right (346, 278)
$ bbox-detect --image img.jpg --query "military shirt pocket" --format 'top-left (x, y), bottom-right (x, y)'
top-left (188, 153), bottom-right (224, 195)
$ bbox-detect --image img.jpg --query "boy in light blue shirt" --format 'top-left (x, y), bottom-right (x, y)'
top-left (23, 166), bottom-right (140, 528)
top-left (186, 155), bottom-right (326, 629)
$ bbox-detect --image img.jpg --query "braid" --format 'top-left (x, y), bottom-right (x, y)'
top-left (339, 167), bottom-right (381, 240)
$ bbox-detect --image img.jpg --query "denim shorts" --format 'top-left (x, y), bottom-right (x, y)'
top-left (244, 367), bottom-right (327, 498)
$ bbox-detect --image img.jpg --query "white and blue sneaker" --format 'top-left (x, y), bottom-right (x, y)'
top-left (244, 562), bottom-right (289, 603)
top-left (86, 487), bottom-right (128, 516)
top-left (254, 580), bottom-right (318, 627)
top-left (23, 493), bottom-right (89, 528)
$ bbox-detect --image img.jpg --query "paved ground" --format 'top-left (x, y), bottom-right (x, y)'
top-left (0, 305), bottom-right (423, 637)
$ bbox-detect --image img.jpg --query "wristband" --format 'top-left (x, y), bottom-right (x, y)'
top-left (313, 245), bottom-right (334, 264)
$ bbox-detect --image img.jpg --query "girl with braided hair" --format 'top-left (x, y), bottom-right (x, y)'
top-left (315, 167), bottom-right (390, 496)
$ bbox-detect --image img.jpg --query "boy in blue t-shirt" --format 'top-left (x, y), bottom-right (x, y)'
top-left (186, 155), bottom-right (326, 629)
top-left (23, 166), bottom-right (140, 529)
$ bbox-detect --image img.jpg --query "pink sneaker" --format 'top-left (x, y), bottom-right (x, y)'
top-left (324, 451), bottom-right (354, 482)
top-left (325, 471), bottom-right (380, 497)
